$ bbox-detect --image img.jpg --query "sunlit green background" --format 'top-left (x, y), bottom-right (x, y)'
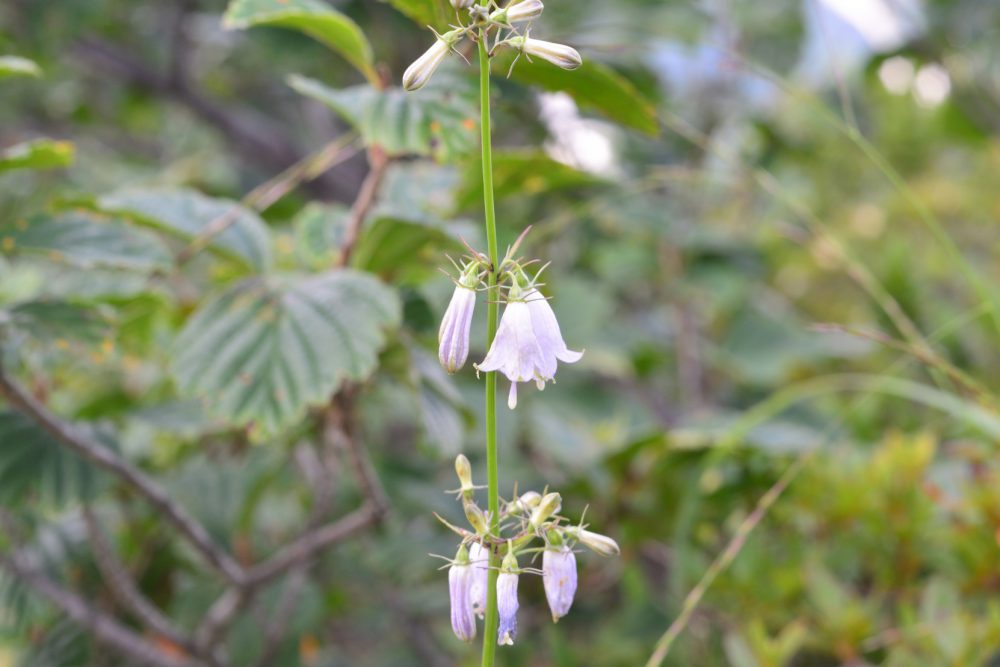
top-left (2, 0), bottom-right (1000, 665)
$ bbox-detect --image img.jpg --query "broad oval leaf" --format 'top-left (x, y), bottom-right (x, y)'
top-left (289, 73), bottom-right (477, 160)
top-left (223, 0), bottom-right (376, 83)
top-left (0, 139), bottom-right (74, 172)
top-left (171, 270), bottom-right (401, 438)
top-left (3, 300), bottom-right (113, 345)
top-left (380, 0), bottom-right (450, 30)
top-left (0, 411), bottom-right (106, 506)
top-left (0, 211), bottom-right (172, 272)
top-left (99, 187), bottom-right (273, 273)
top-left (502, 56), bottom-right (659, 135)
top-left (0, 56), bottom-right (41, 79)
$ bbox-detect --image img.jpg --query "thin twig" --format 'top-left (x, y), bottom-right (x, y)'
top-left (252, 570), bottom-right (308, 667)
top-left (336, 146), bottom-right (389, 267)
top-left (194, 587), bottom-right (247, 660)
top-left (0, 365), bottom-right (246, 586)
top-left (83, 508), bottom-right (194, 654)
top-left (0, 550), bottom-right (207, 667)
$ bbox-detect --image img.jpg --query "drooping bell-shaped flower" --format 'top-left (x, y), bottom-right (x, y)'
top-left (542, 546), bottom-right (577, 622)
top-left (507, 36), bottom-right (582, 70)
top-left (476, 280), bottom-right (582, 408)
top-left (491, 0), bottom-right (544, 26)
top-left (468, 541), bottom-right (490, 619)
top-left (449, 545), bottom-right (477, 642)
top-left (403, 29), bottom-right (463, 92)
top-left (496, 550), bottom-right (520, 646)
top-left (438, 263), bottom-right (480, 373)
top-left (572, 528), bottom-right (620, 557)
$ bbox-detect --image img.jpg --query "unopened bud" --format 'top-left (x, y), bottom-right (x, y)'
top-left (507, 36), bottom-right (582, 70)
top-left (496, 550), bottom-right (519, 646)
top-left (455, 454), bottom-right (474, 499)
top-left (490, 0), bottom-right (543, 26)
top-left (510, 490), bottom-right (541, 514)
top-left (529, 492), bottom-right (561, 529)
top-left (450, 0), bottom-right (474, 8)
top-left (449, 544), bottom-right (476, 641)
top-left (403, 29), bottom-right (464, 92)
top-left (571, 527), bottom-right (620, 557)
top-left (464, 502), bottom-right (489, 535)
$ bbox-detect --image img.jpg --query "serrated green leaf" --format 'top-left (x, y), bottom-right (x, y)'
top-left (171, 270), bottom-right (400, 438)
top-left (98, 188), bottom-right (273, 272)
top-left (0, 56), bottom-right (41, 79)
top-left (289, 72), bottom-right (477, 160)
top-left (292, 202), bottom-right (349, 270)
top-left (456, 150), bottom-right (605, 211)
top-left (223, 0), bottom-right (376, 82)
top-left (0, 139), bottom-right (74, 172)
top-left (4, 301), bottom-right (113, 344)
top-left (380, 0), bottom-right (450, 29)
top-left (350, 217), bottom-right (462, 285)
top-left (0, 412), bottom-right (105, 506)
top-left (501, 56), bottom-right (659, 135)
top-left (0, 212), bottom-right (172, 272)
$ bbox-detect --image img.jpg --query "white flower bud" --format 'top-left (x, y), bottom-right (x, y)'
top-left (510, 490), bottom-right (542, 514)
top-left (455, 454), bottom-right (473, 490)
top-left (490, 0), bottom-right (543, 26)
top-left (449, 545), bottom-right (476, 641)
top-left (451, 0), bottom-right (474, 8)
top-left (468, 541), bottom-right (490, 618)
top-left (529, 491), bottom-right (562, 529)
top-left (573, 528), bottom-right (620, 557)
top-left (542, 546), bottom-right (577, 622)
top-left (496, 550), bottom-right (520, 646)
top-left (507, 36), bottom-right (582, 70)
top-left (403, 29), bottom-right (464, 92)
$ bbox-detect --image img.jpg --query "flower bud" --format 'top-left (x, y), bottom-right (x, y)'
top-left (542, 546), bottom-right (577, 622)
top-left (469, 541), bottom-right (490, 618)
top-left (497, 550), bottom-right (519, 646)
top-left (572, 527), bottom-right (620, 557)
top-left (507, 36), bottom-right (582, 70)
top-left (438, 263), bottom-right (479, 373)
top-left (450, 0), bottom-right (474, 8)
top-left (510, 490), bottom-right (542, 514)
top-left (449, 545), bottom-right (476, 641)
top-left (464, 502), bottom-right (489, 535)
top-left (455, 454), bottom-right (474, 499)
top-left (529, 491), bottom-right (562, 529)
top-left (490, 0), bottom-right (543, 26)
top-left (403, 29), bottom-right (464, 92)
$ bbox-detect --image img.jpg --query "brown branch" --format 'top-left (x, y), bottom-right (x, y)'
top-left (0, 550), bottom-right (207, 667)
top-left (336, 146), bottom-right (389, 267)
top-left (83, 508), bottom-right (194, 654)
top-left (243, 503), bottom-right (380, 587)
top-left (193, 587), bottom-right (248, 660)
top-left (325, 392), bottom-right (389, 516)
top-left (253, 570), bottom-right (309, 667)
top-left (0, 367), bottom-right (245, 586)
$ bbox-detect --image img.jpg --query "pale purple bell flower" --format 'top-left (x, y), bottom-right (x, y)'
top-left (468, 541), bottom-right (490, 619)
top-left (449, 547), bottom-right (477, 642)
top-left (496, 571), bottom-right (519, 646)
top-left (438, 284), bottom-right (476, 373)
top-left (476, 284), bottom-right (582, 409)
top-left (542, 546), bottom-right (577, 622)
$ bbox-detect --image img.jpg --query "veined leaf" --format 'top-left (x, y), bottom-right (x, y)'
top-left (501, 56), bottom-right (659, 135)
top-left (0, 212), bottom-right (172, 272)
top-left (0, 139), bottom-right (74, 172)
top-left (351, 217), bottom-right (462, 285)
top-left (98, 188), bottom-right (272, 272)
top-left (289, 73), bottom-right (477, 160)
top-left (293, 202), bottom-right (349, 270)
top-left (171, 270), bottom-right (401, 438)
top-left (456, 150), bottom-right (605, 211)
top-left (223, 0), bottom-right (376, 82)
top-left (0, 411), bottom-right (106, 506)
top-left (4, 300), bottom-right (113, 344)
top-left (0, 56), bottom-right (41, 79)
top-left (380, 0), bottom-right (450, 29)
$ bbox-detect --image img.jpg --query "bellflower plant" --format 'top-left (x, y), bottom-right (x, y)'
top-left (405, 1), bottom-right (617, 663)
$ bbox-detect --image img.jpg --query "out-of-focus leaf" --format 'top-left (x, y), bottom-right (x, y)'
top-left (380, 0), bottom-right (450, 29)
top-left (0, 56), bottom-right (41, 79)
top-left (171, 270), bottom-right (400, 438)
top-left (3, 300), bottom-right (113, 344)
top-left (411, 348), bottom-right (470, 455)
top-left (351, 217), bottom-right (462, 285)
top-left (501, 56), bottom-right (659, 135)
top-left (0, 412), bottom-right (105, 505)
top-left (455, 150), bottom-right (605, 211)
top-left (0, 212), bottom-right (172, 272)
top-left (223, 0), bottom-right (376, 82)
top-left (0, 139), bottom-right (74, 172)
top-left (288, 73), bottom-right (477, 160)
top-left (98, 188), bottom-right (272, 272)
top-left (293, 202), bottom-right (349, 270)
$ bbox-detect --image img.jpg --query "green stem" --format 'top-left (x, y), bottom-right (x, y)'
top-left (478, 31), bottom-right (501, 667)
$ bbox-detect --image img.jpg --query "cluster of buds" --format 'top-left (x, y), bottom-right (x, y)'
top-left (438, 230), bottom-right (582, 408)
top-left (442, 455), bottom-right (619, 645)
top-left (402, 0), bottom-right (582, 92)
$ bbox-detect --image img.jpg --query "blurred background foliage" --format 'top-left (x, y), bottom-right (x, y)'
top-left (2, 0), bottom-right (1000, 665)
